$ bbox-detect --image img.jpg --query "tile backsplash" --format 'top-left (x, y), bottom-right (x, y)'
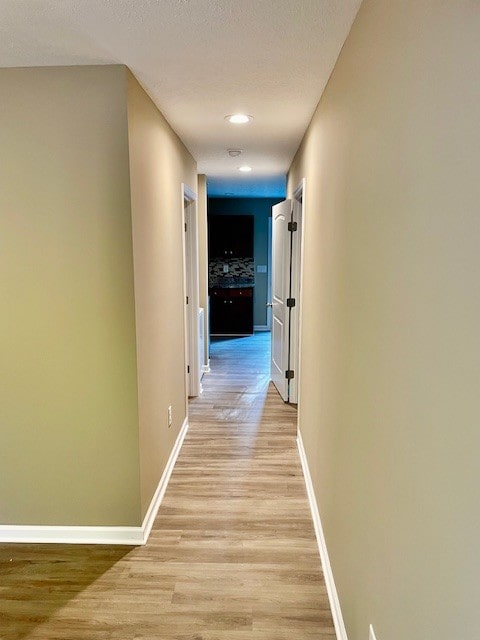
top-left (209, 257), bottom-right (255, 286)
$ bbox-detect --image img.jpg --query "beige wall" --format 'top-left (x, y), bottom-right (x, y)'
top-left (197, 174), bottom-right (209, 368)
top-left (0, 66), bottom-right (141, 526)
top-left (288, 1), bottom-right (480, 639)
top-left (0, 65), bottom-right (198, 528)
top-left (126, 71), bottom-right (197, 518)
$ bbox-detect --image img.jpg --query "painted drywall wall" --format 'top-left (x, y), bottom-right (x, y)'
top-left (207, 198), bottom-right (282, 327)
top-left (288, 1), bottom-right (480, 639)
top-left (197, 175), bottom-right (210, 368)
top-left (126, 71), bottom-right (197, 518)
top-left (0, 66), bottom-right (141, 526)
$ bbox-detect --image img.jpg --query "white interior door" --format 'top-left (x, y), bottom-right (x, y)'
top-left (270, 199), bottom-right (292, 401)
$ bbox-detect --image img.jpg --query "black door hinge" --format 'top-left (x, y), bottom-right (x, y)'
top-left (186, 296), bottom-right (189, 304)
top-left (185, 223), bottom-right (187, 232)
top-left (187, 365), bottom-right (190, 373)
top-left (288, 221), bottom-right (297, 232)
top-left (286, 298), bottom-right (296, 308)
top-left (285, 370), bottom-right (294, 380)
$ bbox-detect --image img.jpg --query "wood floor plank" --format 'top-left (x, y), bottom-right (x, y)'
top-left (0, 333), bottom-right (334, 639)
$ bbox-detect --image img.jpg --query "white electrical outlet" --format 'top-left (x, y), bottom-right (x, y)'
top-left (223, 264), bottom-right (229, 273)
top-left (167, 405), bottom-right (172, 427)
top-left (369, 624), bottom-right (378, 640)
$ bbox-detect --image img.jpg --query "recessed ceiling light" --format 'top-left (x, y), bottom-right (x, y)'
top-left (228, 149), bottom-right (242, 157)
top-left (239, 165), bottom-right (252, 173)
top-left (225, 114), bottom-right (253, 124)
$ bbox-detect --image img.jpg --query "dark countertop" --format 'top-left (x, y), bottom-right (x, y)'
top-left (209, 280), bottom-right (255, 289)
top-left (210, 284), bottom-right (254, 290)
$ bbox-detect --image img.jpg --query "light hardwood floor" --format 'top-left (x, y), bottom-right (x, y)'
top-left (0, 333), bottom-right (334, 639)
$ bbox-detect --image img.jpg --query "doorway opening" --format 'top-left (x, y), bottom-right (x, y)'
top-left (203, 186), bottom-right (304, 406)
top-left (206, 198), bottom-right (280, 381)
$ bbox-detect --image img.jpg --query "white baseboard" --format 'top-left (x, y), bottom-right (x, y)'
top-left (0, 417), bottom-right (189, 546)
top-left (0, 524), bottom-right (145, 546)
top-left (140, 416), bottom-right (189, 543)
top-left (254, 325), bottom-right (270, 332)
top-left (297, 430), bottom-right (348, 640)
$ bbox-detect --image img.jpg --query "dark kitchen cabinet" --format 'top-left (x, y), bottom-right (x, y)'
top-left (208, 215), bottom-right (254, 258)
top-left (209, 288), bottom-right (254, 335)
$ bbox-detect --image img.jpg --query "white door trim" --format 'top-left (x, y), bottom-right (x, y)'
top-left (267, 214), bottom-right (272, 330)
top-left (289, 178), bottom-right (306, 404)
top-left (182, 183), bottom-right (200, 399)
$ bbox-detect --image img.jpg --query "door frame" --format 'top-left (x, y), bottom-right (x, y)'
top-left (288, 178), bottom-right (306, 404)
top-left (182, 183), bottom-right (200, 399)
top-left (267, 215), bottom-right (272, 330)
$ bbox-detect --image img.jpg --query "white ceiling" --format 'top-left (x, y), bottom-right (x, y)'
top-left (0, 0), bottom-right (362, 197)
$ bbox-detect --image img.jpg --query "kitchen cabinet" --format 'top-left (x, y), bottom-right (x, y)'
top-left (208, 215), bottom-right (254, 258)
top-left (209, 288), bottom-right (253, 335)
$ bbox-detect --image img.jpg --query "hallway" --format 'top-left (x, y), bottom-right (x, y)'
top-left (0, 333), bottom-right (334, 640)
top-left (183, 332), bottom-right (335, 637)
